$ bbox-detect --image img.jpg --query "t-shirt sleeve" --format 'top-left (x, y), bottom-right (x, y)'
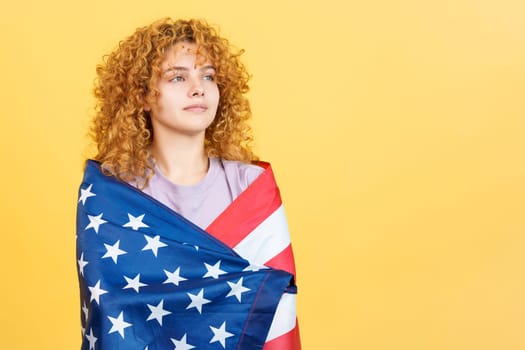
top-left (239, 163), bottom-right (265, 188)
top-left (221, 159), bottom-right (265, 198)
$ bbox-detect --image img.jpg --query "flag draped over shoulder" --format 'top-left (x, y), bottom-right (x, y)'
top-left (76, 160), bottom-right (300, 350)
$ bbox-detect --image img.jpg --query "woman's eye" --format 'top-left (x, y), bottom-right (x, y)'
top-left (170, 75), bottom-right (184, 82)
top-left (203, 74), bottom-right (215, 81)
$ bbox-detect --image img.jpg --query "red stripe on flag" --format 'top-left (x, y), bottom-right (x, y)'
top-left (264, 244), bottom-right (296, 277)
top-left (206, 162), bottom-right (282, 247)
top-left (206, 162), bottom-right (301, 349)
top-left (263, 323), bottom-right (302, 350)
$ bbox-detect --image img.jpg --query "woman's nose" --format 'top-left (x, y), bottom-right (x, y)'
top-left (189, 79), bottom-right (205, 97)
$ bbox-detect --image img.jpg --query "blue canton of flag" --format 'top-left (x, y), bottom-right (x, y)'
top-left (76, 161), bottom-right (293, 350)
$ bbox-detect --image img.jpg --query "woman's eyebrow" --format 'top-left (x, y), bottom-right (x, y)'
top-left (164, 66), bottom-right (189, 73)
top-left (164, 65), bottom-right (215, 72)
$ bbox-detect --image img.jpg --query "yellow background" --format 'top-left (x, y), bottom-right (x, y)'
top-left (1, 0), bottom-right (524, 349)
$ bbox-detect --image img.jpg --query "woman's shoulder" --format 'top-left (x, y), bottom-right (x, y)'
top-left (218, 158), bottom-right (265, 190)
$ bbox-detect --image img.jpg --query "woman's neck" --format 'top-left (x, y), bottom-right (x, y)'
top-left (150, 134), bottom-right (209, 186)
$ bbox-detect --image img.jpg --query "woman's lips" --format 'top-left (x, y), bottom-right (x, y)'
top-left (183, 104), bottom-right (208, 112)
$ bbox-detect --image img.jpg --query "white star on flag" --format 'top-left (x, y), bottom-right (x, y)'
top-left (203, 260), bottom-right (227, 279)
top-left (123, 274), bottom-right (147, 292)
top-left (123, 213), bottom-right (149, 231)
top-left (171, 334), bottom-right (195, 350)
top-left (77, 253), bottom-right (88, 276)
top-left (88, 280), bottom-right (108, 305)
top-left (85, 328), bottom-right (97, 350)
top-left (78, 184), bottom-right (96, 205)
top-left (82, 301), bottom-right (89, 321)
top-left (142, 234), bottom-right (167, 257)
top-left (186, 289), bottom-right (211, 314)
top-left (209, 321), bottom-right (234, 348)
top-left (108, 311), bottom-right (132, 339)
top-left (226, 277), bottom-right (251, 302)
top-left (85, 213), bottom-right (107, 234)
top-left (163, 267), bottom-right (187, 286)
top-left (243, 261), bottom-right (268, 272)
top-left (147, 299), bottom-right (172, 326)
top-left (102, 240), bottom-right (127, 263)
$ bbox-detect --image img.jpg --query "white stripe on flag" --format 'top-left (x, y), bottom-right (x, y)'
top-left (233, 205), bottom-right (291, 265)
top-left (266, 293), bottom-right (297, 341)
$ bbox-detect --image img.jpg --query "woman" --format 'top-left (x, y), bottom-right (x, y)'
top-left (77, 18), bottom-right (300, 350)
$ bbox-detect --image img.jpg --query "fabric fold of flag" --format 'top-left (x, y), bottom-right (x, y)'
top-left (76, 160), bottom-right (296, 350)
top-left (207, 161), bottom-right (301, 350)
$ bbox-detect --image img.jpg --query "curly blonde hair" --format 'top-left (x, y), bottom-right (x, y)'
top-left (91, 18), bottom-right (257, 186)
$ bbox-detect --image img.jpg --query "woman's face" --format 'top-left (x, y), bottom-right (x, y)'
top-left (148, 42), bottom-right (220, 139)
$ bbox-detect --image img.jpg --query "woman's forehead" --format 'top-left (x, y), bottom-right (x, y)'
top-left (162, 42), bottom-right (212, 67)
top-left (173, 41), bottom-right (199, 54)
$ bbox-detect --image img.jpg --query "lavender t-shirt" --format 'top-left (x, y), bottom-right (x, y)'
top-left (142, 157), bottom-right (264, 229)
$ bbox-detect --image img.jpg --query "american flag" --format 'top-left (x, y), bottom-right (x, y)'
top-left (76, 160), bottom-right (300, 350)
